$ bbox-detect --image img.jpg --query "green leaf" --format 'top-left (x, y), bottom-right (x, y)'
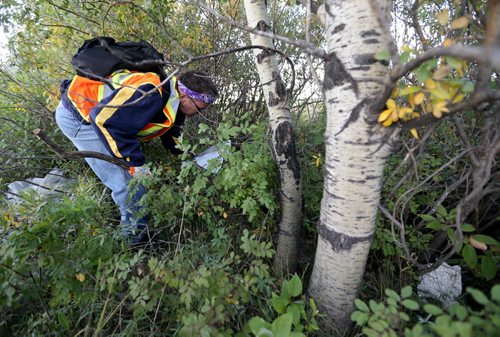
top-left (271, 313), bottom-right (293, 337)
top-left (362, 327), bottom-right (380, 337)
top-left (424, 304), bottom-right (443, 316)
top-left (355, 299), bottom-right (370, 313)
top-left (248, 316), bottom-right (272, 336)
top-left (385, 288), bottom-right (400, 302)
top-left (491, 284), bottom-right (500, 302)
top-left (472, 234), bottom-right (498, 245)
top-left (57, 311), bottom-right (70, 330)
top-left (467, 288), bottom-right (489, 305)
top-left (400, 86), bottom-right (421, 95)
top-left (198, 123), bottom-right (209, 134)
top-left (415, 68), bottom-right (431, 83)
top-left (461, 224), bottom-right (476, 233)
top-left (449, 304), bottom-right (468, 320)
top-left (400, 51), bottom-right (411, 64)
top-left (287, 274), bottom-right (302, 297)
top-left (401, 286), bottom-right (412, 299)
top-left (462, 81), bottom-right (475, 93)
top-left (272, 294), bottom-right (288, 314)
top-left (351, 311), bottom-right (369, 326)
top-left (286, 304), bottom-right (302, 326)
top-left (462, 244), bottom-right (477, 268)
top-left (402, 299), bottom-right (419, 310)
top-left (480, 255), bottom-right (497, 280)
top-left (446, 56), bottom-right (462, 69)
top-left (420, 214), bottom-right (438, 222)
top-left (375, 50), bottom-right (391, 61)
top-left (426, 222), bottom-right (443, 230)
top-left (436, 205), bottom-right (448, 217)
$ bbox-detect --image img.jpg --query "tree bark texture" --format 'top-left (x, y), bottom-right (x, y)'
top-left (243, 0), bottom-right (303, 274)
top-left (308, 0), bottom-right (395, 334)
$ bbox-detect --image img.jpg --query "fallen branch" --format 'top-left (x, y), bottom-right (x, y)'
top-left (33, 128), bottom-right (129, 169)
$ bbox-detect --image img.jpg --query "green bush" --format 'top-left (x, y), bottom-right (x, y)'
top-left (352, 285), bottom-right (500, 337)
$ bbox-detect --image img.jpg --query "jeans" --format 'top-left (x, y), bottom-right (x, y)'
top-left (55, 102), bottom-right (148, 241)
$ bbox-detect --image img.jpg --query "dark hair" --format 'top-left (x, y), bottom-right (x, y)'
top-left (177, 70), bottom-right (218, 98)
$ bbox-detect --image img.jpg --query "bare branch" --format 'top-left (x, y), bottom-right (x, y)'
top-left (33, 128), bottom-right (129, 170)
top-left (188, 0), bottom-right (327, 59)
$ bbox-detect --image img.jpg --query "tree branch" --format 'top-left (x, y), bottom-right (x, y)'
top-left (188, 0), bottom-right (327, 59)
top-left (402, 89), bottom-right (500, 129)
top-left (33, 128), bottom-right (129, 170)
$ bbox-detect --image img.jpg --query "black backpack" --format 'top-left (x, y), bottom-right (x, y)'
top-left (70, 36), bottom-right (170, 107)
top-left (71, 36), bottom-right (167, 80)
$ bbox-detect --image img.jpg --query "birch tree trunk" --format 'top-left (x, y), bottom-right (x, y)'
top-left (243, 0), bottom-right (302, 274)
top-left (308, 0), bottom-right (395, 334)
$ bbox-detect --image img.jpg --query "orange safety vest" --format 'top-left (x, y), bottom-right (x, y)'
top-left (66, 70), bottom-right (179, 140)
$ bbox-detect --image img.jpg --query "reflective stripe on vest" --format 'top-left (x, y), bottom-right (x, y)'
top-left (66, 71), bottom-right (178, 140)
top-left (136, 77), bottom-right (179, 141)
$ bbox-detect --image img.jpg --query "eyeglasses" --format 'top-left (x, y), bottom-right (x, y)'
top-left (189, 96), bottom-right (209, 114)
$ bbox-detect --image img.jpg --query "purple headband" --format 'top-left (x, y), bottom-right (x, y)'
top-left (177, 81), bottom-right (216, 104)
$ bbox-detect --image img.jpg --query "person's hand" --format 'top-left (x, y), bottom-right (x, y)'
top-left (128, 166), bottom-right (151, 177)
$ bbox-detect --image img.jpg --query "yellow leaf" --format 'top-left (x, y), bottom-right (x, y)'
top-left (398, 107), bottom-right (413, 119)
top-left (443, 38), bottom-right (454, 47)
top-left (451, 16), bottom-right (470, 29)
top-left (409, 94), bottom-right (415, 109)
top-left (469, 237), bottom-right (487, 251)
top-left (436, 10), bottom-right (449, 27)
top-left (76, 273), bottom-right (85, 282)
top-left (452, 94), bottom-right (464, 103)
top-left (386, 99), bottom-right (397, 110)
top-left (410, 128), bottom-right (419, 139)
top-left (432, 101), bottom-right (449, 118)
top-left (315, 156), bottom-right (321, 168)
top-left (390, 110), bottom-right (399, 122)
top-left (391, 88), bottom-right (399, 98)
top-left (402, 45), bottom-right (411, 52)
top-left (430, 87), bottom-right (451, 100)
top-left (414, 92), bottom-right (425, 105)
top-left (223, 212), bottom-right (228, 219)
top-left (382, 118), bottom-right (393, 127)
top-left (378, 109), bottom-right (392, 122)
top-left (400, 86), bottom-right (421, 95)
top-left (433, 108), bottom-right (443, 119)
top-left (425, 78), bottom-right (436, 90)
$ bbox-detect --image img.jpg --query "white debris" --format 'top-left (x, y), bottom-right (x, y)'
top-left (417, 262), bottom-right (462, 308)
top-left (5, 168), bottom-right (71, 203)
top-left (194, 141), bottom-right (230, 173)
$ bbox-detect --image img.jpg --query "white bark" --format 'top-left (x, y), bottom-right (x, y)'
top-left (308, 0), bottom-right (395, 333)
top-left (243, 0), bottom-right (302, 274)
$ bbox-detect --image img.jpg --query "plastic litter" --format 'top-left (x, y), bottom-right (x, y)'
top-left (417, 262), bottom-right (462, 308)
top-left (5, 168), bottom-right (71, 204)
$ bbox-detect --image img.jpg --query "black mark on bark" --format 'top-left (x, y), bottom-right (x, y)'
top-left (333, 23), bottom-right (346, 34)
top-left (363, 39), bottom-right (379, 44)
top-left (354, 53), bottom-right (378, 65)
top-left (257, 48), bottom-right (273, 64)
top-left (335, 98), bottom-right (369, 136)
top-left (272, 71), bottom-right (286, 101)
top-left (275, 121), bottom-right (301, 184)
top-left (318, 221), bottom-right (374, 252)
top-left (323, 53), bottom-right (359, 96)
top-left (360, 29), bottom-right (381, 37)
top-left (256, 20), bottom-right (269, 32)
